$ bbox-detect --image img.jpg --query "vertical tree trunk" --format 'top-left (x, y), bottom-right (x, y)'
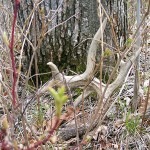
top-left (0, 0), bottom-right (128, 83)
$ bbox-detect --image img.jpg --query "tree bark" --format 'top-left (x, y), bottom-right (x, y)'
top-left (0, 0), bottom-right (128, 82)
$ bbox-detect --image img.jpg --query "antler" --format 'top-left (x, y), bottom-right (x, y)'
top-left (37, 18), bottom-right (107, 105)
top-left (37, 15), bottom-right (142, 108)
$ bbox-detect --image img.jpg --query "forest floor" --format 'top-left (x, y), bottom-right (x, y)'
top-left (10, 48), bottom-right (149, 150)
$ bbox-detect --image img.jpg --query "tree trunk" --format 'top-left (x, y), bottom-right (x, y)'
top-left (0, 0), bottom-right (128, 83)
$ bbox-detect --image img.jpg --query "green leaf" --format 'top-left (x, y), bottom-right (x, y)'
top-left (48, 86), bottom-right (68, 118)
top-left (104, 48), bottom-right (112, 57)
top-left (126, 38), bottom-right (133, 47)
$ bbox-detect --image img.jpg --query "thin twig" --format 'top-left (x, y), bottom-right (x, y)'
top-left (141, 79), bottom-right (150, 129)
top-left (62, 72), bottom-right (80, 146)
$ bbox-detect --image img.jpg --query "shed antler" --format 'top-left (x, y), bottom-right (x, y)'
top-left (37, 17), bottom-right (141, 107)
top-left (38, 18), bottom-right (107, 106)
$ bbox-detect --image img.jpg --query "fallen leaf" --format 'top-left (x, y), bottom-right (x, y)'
top-left (45, 106), bottom-right (80, 131)
top-left (50, 135), bottom-right (57, 144)
top-left (114, 119), bottom-right (124, 128)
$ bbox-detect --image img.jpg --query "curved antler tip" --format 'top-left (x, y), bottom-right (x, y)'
top-left (47, 62), bottom-right (53, 65)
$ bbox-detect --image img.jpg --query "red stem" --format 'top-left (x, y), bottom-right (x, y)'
top-left (9, 0), bottom-right (20, 107)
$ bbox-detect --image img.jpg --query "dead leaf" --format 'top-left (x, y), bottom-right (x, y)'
top-left (93, 125), bottom-right (108, 140)
top-left (45, 106), bottom-right (80, 131)
top-left (50, 135), bottom-right (57, 144)
top-left (114, 119), bottom-right (124, 128)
